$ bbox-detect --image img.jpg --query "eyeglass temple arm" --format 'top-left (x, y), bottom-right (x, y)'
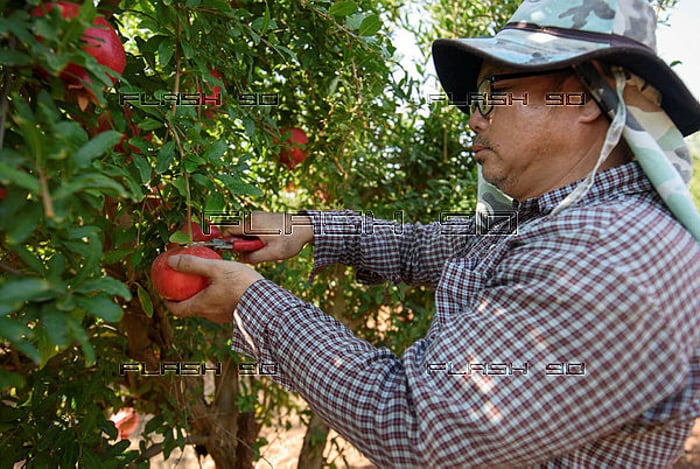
top-left (572, 62), bottom-right (618, 120)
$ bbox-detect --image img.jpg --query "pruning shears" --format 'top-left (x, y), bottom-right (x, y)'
top-left (188, 236), bottom-right (265, 253)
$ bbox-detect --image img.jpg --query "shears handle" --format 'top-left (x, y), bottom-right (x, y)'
top-left (189, 236), bottom-right (264, 252)
top-left (226, 236), bottom-right (265, 252)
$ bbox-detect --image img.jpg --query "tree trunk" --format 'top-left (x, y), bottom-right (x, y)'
top-left (234, 410), bottom-right (261, 469)
top-left (207, 355), bottom-right (241, 469)
top-left (297, 411), bottom-right (330, 469)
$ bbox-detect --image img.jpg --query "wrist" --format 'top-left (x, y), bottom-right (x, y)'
top-left (301, 216), bottom-right (314, 245)
top-left (296, 211), bottom-right (316, 245)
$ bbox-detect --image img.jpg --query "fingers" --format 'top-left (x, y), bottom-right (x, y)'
top-left (236, 238), bottom-right (294, 264)
top-left (164, 295), bottom-right (234, 324)
top-left (167, 253), bottom-right (221, 276)
top-left (163, 287), bottom-right (211, 318)
top-left (163, 276), bottom-right (234, 323)
top-left (161, 258), bottom-right (263, 324)
top-left (164, 297), bottom-right (197, 318)
top-left (237, 248), bottom-right (274, 265)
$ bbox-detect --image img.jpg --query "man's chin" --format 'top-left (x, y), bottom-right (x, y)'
top-left (481, 170), bottom-right (513, 197)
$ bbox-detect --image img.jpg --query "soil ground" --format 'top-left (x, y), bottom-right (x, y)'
top-left (136, 415), bottom-right (700, 468)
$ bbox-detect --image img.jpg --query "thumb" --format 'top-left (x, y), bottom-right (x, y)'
top-left (167, 254), bottom-right (219, 276)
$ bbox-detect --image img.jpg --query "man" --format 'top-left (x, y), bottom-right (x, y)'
top-left (165, 0), bottom-right (700, 466)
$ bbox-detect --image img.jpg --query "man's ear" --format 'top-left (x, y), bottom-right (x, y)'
top-left (577, 93), bottom-right (603, 124)
top-left (566, 71), bottom-right (605, 124)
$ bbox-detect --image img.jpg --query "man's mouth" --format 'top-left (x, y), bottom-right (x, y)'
top-left (471, 143), bottom-right (491, 162)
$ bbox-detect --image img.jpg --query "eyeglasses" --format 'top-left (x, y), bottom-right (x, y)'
top-left (470, 68), bottom-right (572, 117)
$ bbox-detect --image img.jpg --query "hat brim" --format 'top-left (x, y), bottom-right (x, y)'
top-left (432, 31), bottom-right (700, 136)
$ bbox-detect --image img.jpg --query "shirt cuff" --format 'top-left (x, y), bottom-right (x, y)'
top-left (304, 210), bottom-right (363, 281)
top-left (230, 278), bottom-right (308, 390)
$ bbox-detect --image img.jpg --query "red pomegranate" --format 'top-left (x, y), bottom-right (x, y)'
top-left (151, 246), bottom-right (221, 301)
top-left (32, 2), bottom-right (126, 89)
top-left (276, 127), bottom-right (309, 170)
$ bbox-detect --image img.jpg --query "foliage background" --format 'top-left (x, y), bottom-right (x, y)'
top-left (0, 0), bottom-right (692, 467)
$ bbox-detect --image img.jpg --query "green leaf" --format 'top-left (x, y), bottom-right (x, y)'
top-left (0, 14), bottom-right (34, 45)
top-left (0, 317), bottom-right (40, 363)
top-left (180, 40), bottom-right (193, 59)
top-left (328, 75), bottom-right (341, 95)
top-left (67, 225), bottom-right (102, 239)
top-left (76, 0), bottom-right (97, 23)
top-left (76, 277), bottom-right (132, 300)
top-left (329, 1), bottom-right (357, 17)
top-left (52, 173), bottom-right (127, 200)
top-left (0, 163), bottom-right (40, 194)
top-left (139, 118), bottom-right (163, 131)
top-left (191, 173), bottom-right (211, 189)
top-left (271, 44), bottom-right (296, 61)
top-left (216, 174), bottom-right (262, 196)
top-left (103, 247), bottom-right (134, 264)
top-left (162, 432), bottom-right (176, 460)
top-left (106, 439), bottom-right (131, 458)
top-left (3, 201), bottom-right (42, 245)
top-left (0, 278), bottom-right (52, 311)
top-left (183, 154), bottom-right (206, 172)
top-left (41, 309), bottom-right (69, 348)
top-left (46, 252), bottom-right (66, 279)
top-left (345, 12), bottom-right (364, 30)
top-left (201, 0), bottom-right (232, 9)
top-left (156, 141), bottom-right (177, 174)
top-left (0, 317), bottom-right (31, 343)
top-left (169, 230), bottom-right (191, 244)
top-left (144, 413), bottom-right (164, 434)
top-left (202, 139), bottom-right (227, 162)
top-left (65, 316), bottom-right (95, 365)
top-left (100, 417), bottom-right (119, 441)
top-left (0, 50), bottom-right (31, 66)
top-left (53, 122), bottom-right (89, 158)
top-left (73, 131), bottom-right (124, 168)
top-left (358, 14), bottom-right (382, 36)
top-left (75, 295), bottom-right (123, 323)
top-left (130, 152), bottom-right (153, 184)
top-left (72, 234), bottom-right (103, 285)
top-left (56, 294), bottom-right (76, 312)
top-left (135, 36), bottom-right (156, 69)
top-left (137, 284), bottom-right (154, 318)
top-left (81, 449), bottom-right (102, 468)
top-left (158, 40), bottom-right (175, 68)
top-left (204, 191), bottom-right (225, 213)
top-left (43, 53), bottom-right (70, 75)
top-left (0, 368), bottom-right (24, 391)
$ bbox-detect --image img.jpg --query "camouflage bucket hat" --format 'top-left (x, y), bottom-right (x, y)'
top-left (432, 0), bottom-right (700, 136)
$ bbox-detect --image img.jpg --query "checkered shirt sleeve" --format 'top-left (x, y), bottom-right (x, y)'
top-left (231, 163), bottom-right (700, 466)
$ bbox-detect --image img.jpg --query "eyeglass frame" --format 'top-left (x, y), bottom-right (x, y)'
top-left (470, 67), bottom-right (573, 117)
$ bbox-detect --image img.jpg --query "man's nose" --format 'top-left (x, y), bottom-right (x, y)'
top-left (468, 109), bottom-right (490, 133)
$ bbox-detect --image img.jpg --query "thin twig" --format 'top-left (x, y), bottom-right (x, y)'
top-left (130, 434), bottom-right (210, 465)
top-left (0, 36), bottom-right (15, 150)
top-left (0, 262), bottom-right (22, 276)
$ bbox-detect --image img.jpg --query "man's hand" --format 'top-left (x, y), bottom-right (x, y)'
top-left (221, 211), bottom-right (314, 264)
top-left (163, 254), bottom-right (263, 324)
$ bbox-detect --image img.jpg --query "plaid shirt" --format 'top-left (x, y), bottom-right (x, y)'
top-left (232, 162), bottom-right (700, 467)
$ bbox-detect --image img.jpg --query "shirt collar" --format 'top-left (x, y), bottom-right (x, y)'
top-left (513, 162), bottom-right (652, 216)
